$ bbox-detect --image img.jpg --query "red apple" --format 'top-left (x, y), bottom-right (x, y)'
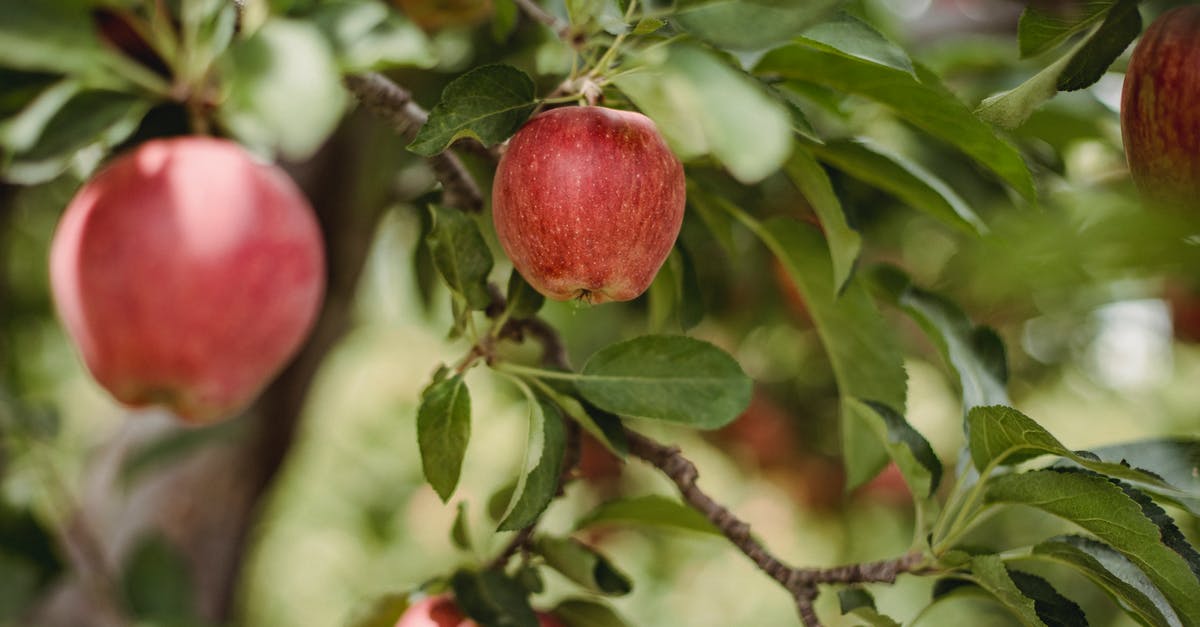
top-left (49, 137), bottom-right (325, 424)
top-left (492, 106), bottom-right (686, 304)
top-left (395, 595), bottom-right (564, 627)
top-left (1121, 6), bottom-right (1200, 210)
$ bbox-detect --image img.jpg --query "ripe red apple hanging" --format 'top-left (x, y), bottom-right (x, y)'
top-left (49, 137), bottom-right (326, 424)
top-left (1121, 5), bottom-right (1200, 211)
top-left (492, 106), bottom-right (686, 304)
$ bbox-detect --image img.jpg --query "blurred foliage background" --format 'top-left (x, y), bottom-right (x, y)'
top-left (4, 0), bottom-right (1200, 625)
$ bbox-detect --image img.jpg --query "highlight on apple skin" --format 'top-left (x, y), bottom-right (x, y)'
top-left (49, 136), bottom-right (326, 425)
top-left (1120, 5), bottom-right (1200, 211)
top-left (394, 594), bottom-right (565, 627)
top-left (492, 106), bottom-right (686, 305)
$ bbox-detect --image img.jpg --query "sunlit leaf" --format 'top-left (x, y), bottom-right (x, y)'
top-left (418, 375), bottom-right (471, 502)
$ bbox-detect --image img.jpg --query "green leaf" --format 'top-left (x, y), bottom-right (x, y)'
top-left (614, 43), bottom-right (792, 183)
top-left (783, 148), bottom-right (860, 292)
top-left (451, 502), bottom-right (472, 551)
top-left (0, 553), bottom-right (40, 622)
top-left (672, 0), bottom-right (842, 51)
top-left (505, 270), bottom-right (545, 320)
top-left (3, 89), bottom-right (150, 185)
top-left (0, 503), bottom-right (62, 606)
top-left (492, 0), bottom-right (519, 41)
top-left (1055, 0), bottom-right (1139, 92)
top-left (310, 0), bottom-right (435, 71)
top-left (418, 375), bottom-right (472, 502)
top-left (753, 217), bottom-right (907, 488)
top-left (850, 399), bottom-right (941, 498)
top-left (808, 139), bottom-right (985, 235)
top-left (0, 0), bottom-right (114, 78)
top-left (756, 46), bottom-right (1036, 201)
top-left (838, 587), bottom-right (901, 627)
top-left (498, 398), bottom-right (566, 531)
top-left (1077, 438), bottom-right (1200, 516)
top-left (975, 43), bottom-right (1077, 131)
top-left (632, 17), bottom-right (666, 35)
top-left (968, 555), bottom-right (1043, 626)
top-left (870, 266), bottom-right (1007, 414)
top-left (345, 592), bottom-right (411, 627)
top-left (121, 534), bottom-right (199, 624)
top-left (533, 381), bottom-right (629, 458)
top-left (1031, 535), bottom-right (1180, 627)
top-left (574, 495), bottom-right (721, 536)
top-left (799, 12), bottom-right (914, 75)
top-left (551, 598), bottom-right (631, 627)
top-left (451, 570), bottom-right (539, 627)
top-left (219, 18), bottom-right (346, 160)
top-left (408, 64), bottom-right (536, 156)
top-left (1007, 570), bottom-right (1087, 627)
top-left (534, 536), bottom-right (632, 596)
top-left (1018, 1), bottom-right (1113, 58)
top-left (427, 204), bottom-right (494, 310)
top-left (574, 335), bottom-right (753, 429)
top-left (984, 469), bottom-right (1200, 623)
top-left (967, 407), bottom-right (1198, 510)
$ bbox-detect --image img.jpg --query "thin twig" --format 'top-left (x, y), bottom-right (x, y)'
top-left (341, 73), bottom-right (483, 212)
top-left (514, 0), bottom-right (575, 43)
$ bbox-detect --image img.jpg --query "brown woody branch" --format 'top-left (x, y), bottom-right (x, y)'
top-left (342, 73), bottom-right (483, 212)
top-left (347, 71), bottom-right (929, 627)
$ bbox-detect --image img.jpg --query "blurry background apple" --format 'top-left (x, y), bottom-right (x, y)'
top-left (49, 137), bottom-right (326, 424)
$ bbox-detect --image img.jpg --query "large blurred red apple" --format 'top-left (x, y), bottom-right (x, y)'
top-left (49, 137), bottom-right (325, 424)
top-left (492, 106), bottom-right (685, 304)
top-left (1121, 6), bottom-right (1200, 210)
top-left (395, 594), bottom-right (564, 627)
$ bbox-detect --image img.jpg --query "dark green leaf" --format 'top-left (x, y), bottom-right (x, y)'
top-left (0, 0), bottom-right (113, 77)
top-left (409, 64), bottom-right (536, 156)
top-left (534, 536), bottom-right (632, 596)
top-left (506, 270), bottom-right (545, 320)
top-left (1007, 570), bottom-right (1087, 626)
top-left (969, 555), bottom-right (1043, 625)
top-left (985, 469), bottom-right (1200, 622)
top-left (551, 598), bottom-right (631, 627)
top-left (121, 534), bottom-right (198, 623)
top-left (838, 587), bottom-right (901, 627)
top-left (498, 398), bottom-right (566, 531)
top-left (451, 570), bottom-right (538, 627)
top-left (1055, 0), bottom-right (1139, 91)
top-left (418, 375), bottom-right (472, 502)
top-left (574, 495), bottom-right (721, 536)
top-left (672, 0), bottom-right (842, 51)
top-left (784, 148), bottom-right (859, 291)
top-left (799, 12), bottom-right (914, 75)
top-left (311, 1), bottom-right (434, 71)
top-left (219, 18), bottom-right (346, 160)
top-left (870, 265), bottom-right (1007, 415)
top-left (852, 399), bottom-right (942, 498)
top-left (451, 502), bottom-right (472, 551)
top-left (1077, 438), bottom-right (1200, 516)
top-left (753, 217), bottom-right (907, 488)
top-left (756, 46), bottom-right (1036, 201)
top-left (0, 553), bottom-right (40, 622)
top-left (1018, 1), bottom-right (1113, 58)
top-left (575, 335), bottom-right (753, 429)
top-left (614, 44), bottom-right (792, 183)
top-left (530, 381), bottom-right (629, 458)
top-left (0, 503), bottom-right (62, 596)
top-left (1032, 535), bottom-right (1179, 627)
top-left (807, 140), bottom-right (985, 235)
top-left (967, 407), bottom-right (1197, 508)
top-left (427, 204), bottom-right (494, 310)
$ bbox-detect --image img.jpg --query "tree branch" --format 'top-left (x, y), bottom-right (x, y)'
top-left (342, 73), bottom-right (483, 213)
top-left (513, 0), bottom-right (575, 43)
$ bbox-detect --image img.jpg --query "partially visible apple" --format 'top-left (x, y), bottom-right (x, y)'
top-left (49, 137), bottom-right (325, 424)
top-left (1121, 6), bottom-right (1200, 210)
top-left (395, 595), bottom-right (564, 627)
top-left (392, 0), bottom-right (492, 31)
top-left (492, 106), bottom-right (686, 304)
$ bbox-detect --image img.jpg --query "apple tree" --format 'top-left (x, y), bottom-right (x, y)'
top-left (2, 0), bottom-right (1200, 626)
